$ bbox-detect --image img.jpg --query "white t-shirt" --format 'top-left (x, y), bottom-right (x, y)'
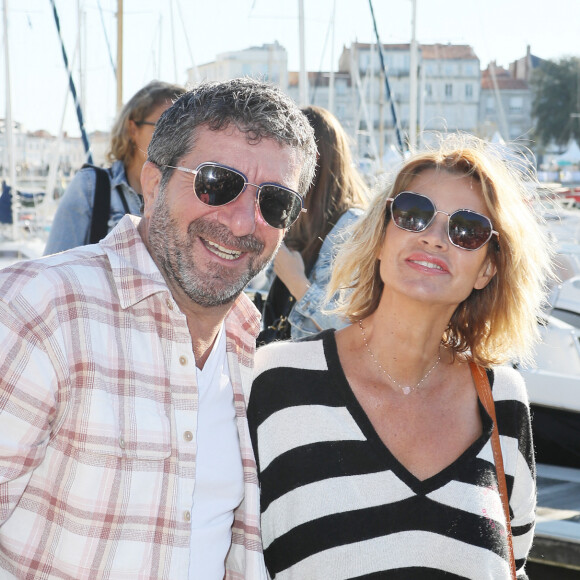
top-left (189, 324), bottom-right (244, 579)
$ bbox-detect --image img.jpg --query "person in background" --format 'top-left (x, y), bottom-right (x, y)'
top-left (248, 134), bottom-right (554, 578)
top-left (0, 78), bottom-right (316, 579)
top-left (259, 105), bottom-right (369, 342)
top-left (44, 80), bottom-right (186, 255)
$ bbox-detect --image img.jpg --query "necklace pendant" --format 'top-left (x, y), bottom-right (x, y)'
top-left (402, 386), bottom-right (412, 395)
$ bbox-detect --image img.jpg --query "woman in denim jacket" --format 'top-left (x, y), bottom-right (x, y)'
top-left (262, 106), bottom-right (369, 340)
top-left (44, 81), bottom-right (185, 255)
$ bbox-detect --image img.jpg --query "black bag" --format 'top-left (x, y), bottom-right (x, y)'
top-left (84, 164), bottom-right (130, 244)
top-left (256, 276), bottom-right (295, 346)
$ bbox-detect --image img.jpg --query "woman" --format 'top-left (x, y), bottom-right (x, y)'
top-left (259, 105), bottom-right (368, 341)
top-left (44, 80), bottom-right (185, 254)
top-left (248, 134), bottom-right (554, 578)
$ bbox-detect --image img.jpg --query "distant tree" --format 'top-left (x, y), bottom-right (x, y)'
top-left (530, 57), bottom-right (580, 148)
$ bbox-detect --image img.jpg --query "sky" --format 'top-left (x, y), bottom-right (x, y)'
top-left (2, 0), bottom-right (579, 137)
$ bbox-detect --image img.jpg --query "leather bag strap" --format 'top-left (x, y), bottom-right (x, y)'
top-left (83, 164), bottom-right (111, 244)
top-left (470, 362), bottom-right (517, 580)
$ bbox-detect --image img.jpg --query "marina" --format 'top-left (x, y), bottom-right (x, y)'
top-left (531, 464), bottom-right (580, 576)
top-left (2, 1), bottom-right (580, 576)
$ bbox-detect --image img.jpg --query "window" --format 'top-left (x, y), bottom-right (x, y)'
top-left (425, 83), bottom-right (432, 98)
top-left (486, 96), bottom-right (495, 113)
top-left (465, 84), bottom-right (473, 99)
top-left (445, 83), bottom-right (453, 98)
top-left (509, 96), bottom-right (523, 113)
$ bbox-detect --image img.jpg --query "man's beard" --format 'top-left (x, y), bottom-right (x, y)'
top-left (147, 191), bottom-right (274, 307)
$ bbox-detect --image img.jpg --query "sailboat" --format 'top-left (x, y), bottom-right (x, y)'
top-left (0, 0), bottom-right (46, 267)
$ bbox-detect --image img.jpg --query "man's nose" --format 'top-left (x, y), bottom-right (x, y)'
top-left (216, 186), bottom-right (258, 237)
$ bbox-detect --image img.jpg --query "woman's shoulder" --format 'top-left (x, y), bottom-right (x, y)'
top-left (322, 208), bottom-right (364, 248)
top-left (491, 364), bottom-right (529, 405)
top-left (334, 207), bottom-right (364, 228)
top-left (254, 330), bottom-right (334, 379)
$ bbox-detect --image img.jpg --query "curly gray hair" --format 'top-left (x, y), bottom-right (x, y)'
top-left (147, 78), bottom-right (317, 196)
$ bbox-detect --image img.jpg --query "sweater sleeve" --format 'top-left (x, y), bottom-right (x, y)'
top-left (492, 366), bottom-right (536, 579)
top-left (44, 168), bottom-right (96, 255)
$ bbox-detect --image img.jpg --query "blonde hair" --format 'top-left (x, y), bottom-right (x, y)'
top-left (328, 133), bottom-right (555, 366)
top-left (106, 80), bottom-right (186, 165)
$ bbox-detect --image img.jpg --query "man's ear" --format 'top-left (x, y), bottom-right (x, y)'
top-left (141, 161), bottom-right (161, 219)
top-left (474, 257), bottom-right (497, 290)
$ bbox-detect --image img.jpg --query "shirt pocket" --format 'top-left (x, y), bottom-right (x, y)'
top-left (68, 388), bottom-right (172, 461)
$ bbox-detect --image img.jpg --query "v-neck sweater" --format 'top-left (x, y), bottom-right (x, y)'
top-left (248, 330), bottom-right (535, 579)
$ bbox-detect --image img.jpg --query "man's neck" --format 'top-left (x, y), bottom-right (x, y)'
top-left (138, 217), bottom-right (237, 369)
top-left (184, 302), bottom-right (233, 370)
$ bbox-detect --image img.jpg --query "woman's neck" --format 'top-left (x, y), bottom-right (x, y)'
top-left (125, 156), bottom-right (144, 195)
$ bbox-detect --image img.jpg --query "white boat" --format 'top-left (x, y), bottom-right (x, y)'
top-left (0, 237), bottom-right (44, 269)
top-left (516, 274), bottom-right (580, 468)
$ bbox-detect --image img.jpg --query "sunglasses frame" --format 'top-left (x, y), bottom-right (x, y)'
top-left (163, 161), bottom-right (306, 229)
top-left (386, 190), bottom-right (499, 251)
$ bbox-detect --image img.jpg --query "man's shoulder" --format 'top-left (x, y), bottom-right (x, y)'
top-left (0, 246), bottom-right (107, 307)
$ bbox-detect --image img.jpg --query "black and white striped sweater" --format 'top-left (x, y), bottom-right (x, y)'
top-left (248, 330), bottom-right (535, 579)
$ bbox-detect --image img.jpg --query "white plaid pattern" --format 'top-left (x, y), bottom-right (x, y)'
top-left (0, 215), bottom-right (267, 579)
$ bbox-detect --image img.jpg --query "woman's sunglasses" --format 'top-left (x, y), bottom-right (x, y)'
top-left (163, 162), bottom-right (306, 230)
top-left (386, 191), bottom-right (499, 251)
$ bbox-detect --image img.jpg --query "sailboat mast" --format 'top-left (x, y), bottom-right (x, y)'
top-left (328, 0), bottom-right (336, 114)
top-left (3, 0), bottom-right (19, 240)
top-left (298, 0), bottom-right (308, 106)
top-left (116, 0), bottom-right (123, 111)
top-left (409, 0), bottom-right (418, 150)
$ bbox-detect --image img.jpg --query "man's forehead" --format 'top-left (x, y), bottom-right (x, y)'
top-left (185, 127), bottom-right (302, 181)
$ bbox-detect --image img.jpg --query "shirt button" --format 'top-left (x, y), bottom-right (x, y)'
top-left (119, 436), bottom-right (125, 449)
top-left (179, 355), bottom-right (188, 366)
top-left (184, 510), bottom-right (191, 522)
top-left (166, 299), bottom-right (174, 310)
top-left (184, 431), bottom-right (193, 442)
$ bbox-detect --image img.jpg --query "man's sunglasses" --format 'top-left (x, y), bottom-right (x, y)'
top-left (386, 190), bottom-right (499, 251)
top-left (163, 162), bottom-right (306, 229)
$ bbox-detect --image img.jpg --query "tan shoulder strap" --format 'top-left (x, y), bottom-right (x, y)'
top-left (470, 362), bottom-right (517, 580)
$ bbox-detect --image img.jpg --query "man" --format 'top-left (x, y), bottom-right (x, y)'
top-left (0, 78), bottom-right (316, 579)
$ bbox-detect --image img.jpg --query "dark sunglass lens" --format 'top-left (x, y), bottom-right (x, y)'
top-left (259, 187), bottom-right (302, 229)
top-left (448, 211), bottom-right (492, 250)
top-left (392, 192), bottom-right (435, 232)
top-left (194, 165), bottom-right (245, 206)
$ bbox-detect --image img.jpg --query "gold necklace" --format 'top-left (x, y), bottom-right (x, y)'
top-left (358, 319), bottom-right (441, 395)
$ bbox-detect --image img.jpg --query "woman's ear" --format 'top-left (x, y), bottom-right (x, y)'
top-left (140, 161), bottom-right (161, 219)
top-left (474, 257), bottom-right (497, 290)
top-left (128, 119), bottom-right (138, 144)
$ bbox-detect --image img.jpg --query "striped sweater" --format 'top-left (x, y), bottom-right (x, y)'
top-left (248, 330), bottom-right (535, 579)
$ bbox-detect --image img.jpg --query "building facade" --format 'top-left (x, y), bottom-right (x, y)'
top-left (188, 43), bottom-right (538, 174)
top-left (478, 63), bottom-right (534, 145)
top-left (191, 42), bottom-right (288, 90)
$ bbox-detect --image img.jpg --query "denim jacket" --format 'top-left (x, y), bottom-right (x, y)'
top-left (44, 160), bottom-right (142, 255)
top-left (289, 207), bottom-right (363, 339)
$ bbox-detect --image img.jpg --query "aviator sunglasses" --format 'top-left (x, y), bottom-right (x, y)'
top-left (163, 162), bottom-right (306, 229)
top-left (386, 190), bottom-right (499, 251)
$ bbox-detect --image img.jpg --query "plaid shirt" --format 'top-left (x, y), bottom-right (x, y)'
top-left (0, 215), bottom-right (267, 579)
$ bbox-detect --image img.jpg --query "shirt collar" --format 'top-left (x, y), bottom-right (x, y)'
top-left (100, 214), bottom-right (261, 337)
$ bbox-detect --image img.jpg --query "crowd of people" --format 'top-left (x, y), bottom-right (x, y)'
top-left (0, 76), bottom-right (555, 579)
